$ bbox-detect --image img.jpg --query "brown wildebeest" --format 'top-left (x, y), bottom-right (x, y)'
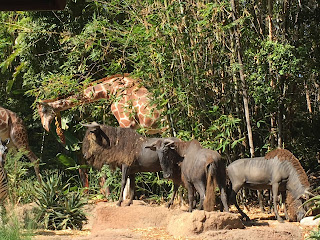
top-left (227, 149), bottom-right (311, 222)
top-left (81, 122), bottom-right (180, 207)
top-left (146, 138), bottom-right (229, 212)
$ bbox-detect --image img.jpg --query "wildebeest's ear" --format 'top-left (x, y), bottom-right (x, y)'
top-left (145, 139), bottom-right (162, 151)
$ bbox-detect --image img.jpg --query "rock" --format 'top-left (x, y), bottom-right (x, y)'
top-left (167, 210), bottom-right (244, 237)
top-left (300, 216), bottom-right (320, 226)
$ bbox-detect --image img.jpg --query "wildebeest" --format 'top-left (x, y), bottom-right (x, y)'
top-left (227, 149), bottom-right (310, 222)
top-left (146, 138), bottom-right (229, 212)
top-left (81, 122), bottom-right (180, 206)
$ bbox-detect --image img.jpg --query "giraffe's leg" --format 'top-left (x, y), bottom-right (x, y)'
top-left (10, 123), bottom-right (41, 182)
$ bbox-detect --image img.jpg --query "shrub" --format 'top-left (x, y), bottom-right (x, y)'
top-left (33, 171), bottom-right (87, 230)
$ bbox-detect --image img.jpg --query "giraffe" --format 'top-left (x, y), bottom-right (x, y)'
top-left (37, 74), bottom-right (167, 194)
top-left (37, 74), bottom-right (166, 143)
top-left (0, 106), bottom-right (41, 182)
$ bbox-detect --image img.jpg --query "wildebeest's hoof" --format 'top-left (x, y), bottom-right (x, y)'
top-left (116, 201), bottom-right (122, 207)
top-left (125, 201), bottom-right (133, 206)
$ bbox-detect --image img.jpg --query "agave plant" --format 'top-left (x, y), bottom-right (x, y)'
top-left (304, 188), bottom-right (320, 220)
top-left (34, 172), bottom-right (87, 230)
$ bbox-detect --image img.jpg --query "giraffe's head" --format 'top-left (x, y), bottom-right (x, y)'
top-left (0, 138), bottom-right (10, 167)
top-left (37, 101), bottom-right (56, 132)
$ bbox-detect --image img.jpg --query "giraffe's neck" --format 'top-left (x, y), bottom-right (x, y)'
top-left (45, 75), bottom-right (135, 113)
top-left (0, 107), bottom-right (21, 132)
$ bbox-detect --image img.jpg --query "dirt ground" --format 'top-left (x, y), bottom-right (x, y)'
top-left (27, 199), bottom-right (317, 240)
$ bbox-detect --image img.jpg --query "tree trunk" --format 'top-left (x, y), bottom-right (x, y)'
top-left (267, 0), bottom-right (277, 149)
top-left (230, 0), bottom-right (255, 157)
top-left (305, 80), bottom-right (313, 114)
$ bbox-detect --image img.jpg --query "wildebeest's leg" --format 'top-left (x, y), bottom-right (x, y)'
top-left (216, 178), bottom-right (229, 212)
top-left (230, 184), bottom-right (250, 221)
top-left (194, 181), bottom-right (206, 210)
top-left (280, 191), bottom-right (289, 220)
top-left (117, 164), bottom-right (129, 206)
top-left (185, 181), bottom-right (195, 212)
top-left (125, 173), bottom-right (135, 206)
top-left (272, 183), bottom-right (284, 222)
top-left (167, 183), bottom-right (179, 208)
top-left (258, 190), bottom-right (265, 212)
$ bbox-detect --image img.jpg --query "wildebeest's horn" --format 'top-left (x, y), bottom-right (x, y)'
top-left (145, 140), bottom-right (159, 150)
top-left (163, 139), bottom-right (175, 146)
top-left (81, 122), bottom-right (100, 128)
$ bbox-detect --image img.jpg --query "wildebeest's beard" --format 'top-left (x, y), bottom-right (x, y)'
top-left (159, 151), bottom-right (173, 178)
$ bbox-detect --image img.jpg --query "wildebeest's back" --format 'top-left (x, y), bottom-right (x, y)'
top-left (82, 125), bottom-right (147, 170)
top-left (180, 140), bottom-right (205, 183)
top-left (227, 158), bottom-right (272, 187)
top-left (227, 157), bottom-right (295, 189)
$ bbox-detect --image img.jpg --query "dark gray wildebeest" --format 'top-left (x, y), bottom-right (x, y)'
top-left (227, 149), bottom-right (311, 222)
top-left (81, 122), bottom-right (180, 207)
top-left (146, 138), bottom-right (229, 212)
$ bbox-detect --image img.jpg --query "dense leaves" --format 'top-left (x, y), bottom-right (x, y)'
top-left (0, 0), bottom-right (320, 209)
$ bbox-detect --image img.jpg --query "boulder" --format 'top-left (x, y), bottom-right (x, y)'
top-left (300, 216), bottom-right (320, 226)
top-left (167, 210), bottom-right (244, 237)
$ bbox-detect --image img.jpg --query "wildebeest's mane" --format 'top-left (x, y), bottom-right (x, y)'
top-left (265, 149), bottom-right (310, 187)
top-left (82, 125), bottom-right (146, 170)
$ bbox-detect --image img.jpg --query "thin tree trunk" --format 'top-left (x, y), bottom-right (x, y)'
top-left (305, 81), bottom-right (313, 114)
top-left (267, 0), bottom-right (277, 149)
top-left (230, 0), bottom-right (255, 157)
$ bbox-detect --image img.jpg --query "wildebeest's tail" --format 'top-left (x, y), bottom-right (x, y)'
top-left (204, 158), bottom-right (217, 211)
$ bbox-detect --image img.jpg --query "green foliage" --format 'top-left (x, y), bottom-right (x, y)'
top-left (1, 0), bottom-right (320, 207)
top-left (304, 190), bottom-right (320, 221)
top-left (33, 171), bottom-right (87, 230)
top-left (4, 149), bottom-right (37, 204)
top-left (135, 172), bottom-right (172, 203)
top-left (0, 214), bottom-right (33, 240)
top-left (307, 227), bottom-right (320, 240)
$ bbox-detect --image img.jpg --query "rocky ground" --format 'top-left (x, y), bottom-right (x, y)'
top-left (17, 199), bottom-right (316, 240)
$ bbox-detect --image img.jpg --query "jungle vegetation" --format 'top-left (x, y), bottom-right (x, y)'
top-left (0, 0), bottom-right (319, 222)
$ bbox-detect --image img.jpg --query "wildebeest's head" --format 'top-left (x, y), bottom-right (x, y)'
top-left (0, 138), bottom-right (10, 167)
top-left (145, 139), bottom-right (178, 179)
top-left (286, 191), bottom-right (311, 222)
top-left (81, 122), bottom-right (111, 161)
